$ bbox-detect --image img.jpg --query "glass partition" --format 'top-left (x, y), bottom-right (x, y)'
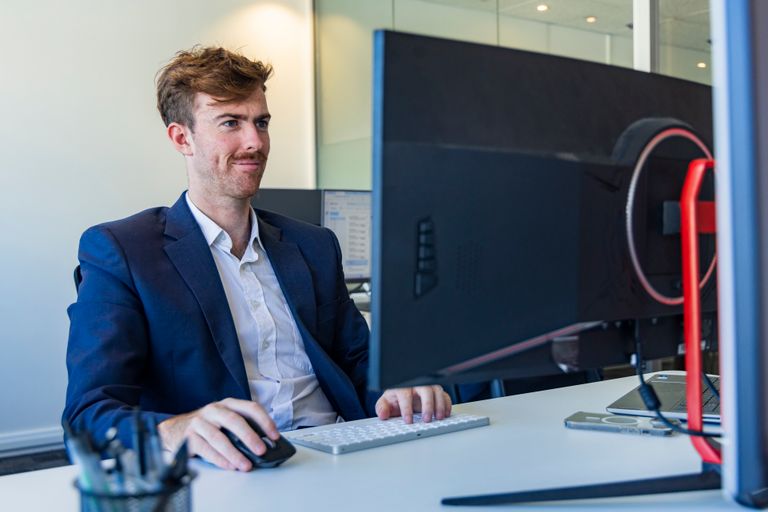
top-left (659, 0), bottom-right (711, 84)
top-left (315, 0), bottom-right (711, 188)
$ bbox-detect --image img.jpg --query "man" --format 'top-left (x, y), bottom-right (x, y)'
top-left (63, 47), bottom-right (451, 471)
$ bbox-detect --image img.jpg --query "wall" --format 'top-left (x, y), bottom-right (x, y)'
top-left (315, 0), bottom-right (640, 190)
top-left (0, 0), bottom-right (315, 453)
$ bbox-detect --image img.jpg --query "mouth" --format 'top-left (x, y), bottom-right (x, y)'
top-left (233, 160), bottom-right (264, 171)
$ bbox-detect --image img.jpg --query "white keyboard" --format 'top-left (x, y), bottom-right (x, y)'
top-left (286, 413), bottom-right (490, 454)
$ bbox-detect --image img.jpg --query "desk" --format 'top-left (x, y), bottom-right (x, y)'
top-left (0, 376), bottom-right (740, 511)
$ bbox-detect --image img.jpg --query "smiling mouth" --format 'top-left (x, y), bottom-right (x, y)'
top-left (233, 160), bottom-right (264, 169)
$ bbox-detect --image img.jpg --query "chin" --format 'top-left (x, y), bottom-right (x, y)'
top-left (234, 177), bottom-right (263, 199)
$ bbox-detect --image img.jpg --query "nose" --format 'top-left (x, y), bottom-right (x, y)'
top-left (243, 124), bottom-right (267, 152)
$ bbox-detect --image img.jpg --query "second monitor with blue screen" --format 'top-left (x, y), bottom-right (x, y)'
top-left (253, 188), bottom-right (372, 283)
top-left (321, 190), bottom-right (372, 283)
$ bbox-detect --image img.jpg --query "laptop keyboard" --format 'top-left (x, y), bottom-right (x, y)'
top-left (670, 376), bottom-right (720, 415)
top-left (286, 413), bottom-right (490, 454)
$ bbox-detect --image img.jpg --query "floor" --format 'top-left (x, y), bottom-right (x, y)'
top-left (0, 449), bottom-right (71, 477)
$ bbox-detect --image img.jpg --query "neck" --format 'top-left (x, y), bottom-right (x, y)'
top-left (188, 189), bottom-right (252, 259)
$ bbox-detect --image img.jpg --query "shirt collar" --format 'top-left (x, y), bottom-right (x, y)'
top-left (185, 192), bottom-right (265, 257)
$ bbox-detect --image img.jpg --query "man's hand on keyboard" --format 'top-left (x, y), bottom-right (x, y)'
top-left (375, 386), bottom-right (452, 424)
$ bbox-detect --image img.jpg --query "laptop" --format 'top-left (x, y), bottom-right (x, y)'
top-left (606, 373), bottom-right (721, 424)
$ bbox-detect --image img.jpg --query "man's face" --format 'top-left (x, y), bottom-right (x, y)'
top-left (184, 88), bottom-right (271, 201)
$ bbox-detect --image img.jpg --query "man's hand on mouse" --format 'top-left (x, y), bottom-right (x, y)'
top-left (158, 398), bottom-right (280, 471)
top-left (375, 385), bottom-right (452, 424)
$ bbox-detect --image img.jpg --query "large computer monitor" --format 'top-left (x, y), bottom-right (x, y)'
top-left (368, 31), bottom-right (717, 391)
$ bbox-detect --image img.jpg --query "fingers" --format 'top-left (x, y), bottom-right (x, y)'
top-left (377, 388), bottom-right (414, 423)
top-left (375, 393), bottom-right (394, 420)
top-left (187, 418), bottom-right (251, 471)
top-left (376, 389), bottom-right (404, 420)
top-left (411, 386), bottom-right (451, 422)
top-left (188, 402), bottom-right (257, 471)
top-left (420, 386), bottom-right (453, 421)
top-left (414, 386), bottom-right (435, 422)
top-left (158, 398), bottom-right (277, 472)
top-left (395, 388), bottom-right (415, 423)
top-left (187, 432), bottom-right (233, 470)
top-left (376, 386), bottom-right (453, 424)
top-left (441, 391), bottom-right (453, 419)
top-left (221, 398), bottom-right (280, 440)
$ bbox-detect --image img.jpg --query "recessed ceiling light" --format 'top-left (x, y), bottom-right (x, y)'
top-left (697, 62), bottom-right (707, 69)
top-left (585, 16), bottom-right (597, 23)
top-left (536, 4), bottom-right (549, 12)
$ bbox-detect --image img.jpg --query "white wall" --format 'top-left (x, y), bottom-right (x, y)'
top-left (0, 0), bottom-right (315, 453)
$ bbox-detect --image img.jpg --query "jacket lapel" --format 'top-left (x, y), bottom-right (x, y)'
top-left (257, 218), bottom-right (319, 334)
top-left (163, 194), bottom-right (250, 399)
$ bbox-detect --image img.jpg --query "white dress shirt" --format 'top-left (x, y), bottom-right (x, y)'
top-left (186, 194), bottom-right (338, 430)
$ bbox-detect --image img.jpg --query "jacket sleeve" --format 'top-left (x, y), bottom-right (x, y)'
top-left (62, 225), bottom-right (171, 449)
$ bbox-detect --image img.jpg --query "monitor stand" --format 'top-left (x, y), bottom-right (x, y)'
top-left (442, 463), bottom-right (721, 506)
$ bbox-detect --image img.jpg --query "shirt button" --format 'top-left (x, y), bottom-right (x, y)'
top-left (262, 340), bottom-right (270, 350)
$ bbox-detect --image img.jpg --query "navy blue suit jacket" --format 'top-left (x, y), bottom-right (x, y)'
top-left (63, 193), bottom-right (375, 447)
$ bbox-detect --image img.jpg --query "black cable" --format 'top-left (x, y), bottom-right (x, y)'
top-left (633, 322), bottom-right (720, 438)
top-left (703, 372), bottom-right (720, 401)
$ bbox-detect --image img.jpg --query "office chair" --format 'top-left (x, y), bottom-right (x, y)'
top-left (73, 265), bottom-right (82, 293)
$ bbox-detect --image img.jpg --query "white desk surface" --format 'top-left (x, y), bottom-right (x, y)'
top-left (0, 375), bottom-right (741, 511)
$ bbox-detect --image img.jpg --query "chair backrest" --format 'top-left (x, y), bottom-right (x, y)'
top-left (73, 265), bottom-right (82, 293)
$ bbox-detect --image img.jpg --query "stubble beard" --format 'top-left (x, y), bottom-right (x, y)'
top-left (222, 151), bottom-right (267, 200)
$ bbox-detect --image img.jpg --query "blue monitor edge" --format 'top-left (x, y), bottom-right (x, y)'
top-left (712, 0), bottom-right (768, 506)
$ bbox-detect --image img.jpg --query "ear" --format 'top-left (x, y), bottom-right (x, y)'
top-left (167, 122), bottom-right (194, 156)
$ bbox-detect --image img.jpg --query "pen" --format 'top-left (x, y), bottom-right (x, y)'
top-left (132, 407), bottom-right (147, 476)
top-left (160, 441), bottom-right (188, 485)
top-left (147, 416), bottom-right (166, 477)
top-left (106, 438), bottom-right (126, 494)
top-left (63, 421), bottom-right (110, 494)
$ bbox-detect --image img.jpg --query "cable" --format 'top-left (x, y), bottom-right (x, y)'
top-left (633, 323), bottom-right (720, 438)
top-left (703, 372), bottom-right (720, 401)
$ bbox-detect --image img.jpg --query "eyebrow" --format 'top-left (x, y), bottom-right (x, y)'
top-left (213, 113), bottom-right (271, 121)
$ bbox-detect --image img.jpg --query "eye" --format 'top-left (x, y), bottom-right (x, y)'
top-left (257, 118), bottom-right (270, 130)
top-left (221, 119), bottom-right (238, 128)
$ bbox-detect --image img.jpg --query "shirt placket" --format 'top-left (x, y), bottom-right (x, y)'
top-left (249, 251), bottom-right (296, 426)
top-left (240, 261), bottom-right (278, 379)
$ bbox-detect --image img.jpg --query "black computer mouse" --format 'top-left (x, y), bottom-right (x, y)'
top-left (221, 417), bottom-right (296, 469)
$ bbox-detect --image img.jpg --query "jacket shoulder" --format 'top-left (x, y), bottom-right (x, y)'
top-left (256, 208), bottom-right (329, 239)
top-left (84, 206), bottom-right (169, 239)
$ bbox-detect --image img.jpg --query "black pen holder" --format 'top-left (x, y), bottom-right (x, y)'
top-left (75, 472), bottom-right (196, 512)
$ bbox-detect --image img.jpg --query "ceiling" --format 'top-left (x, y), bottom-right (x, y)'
top-left (418, 0), bottom-right (711, 52)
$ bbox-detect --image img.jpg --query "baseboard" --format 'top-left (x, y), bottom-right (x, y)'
top-left (0, 426), bottom-right (64, 457)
